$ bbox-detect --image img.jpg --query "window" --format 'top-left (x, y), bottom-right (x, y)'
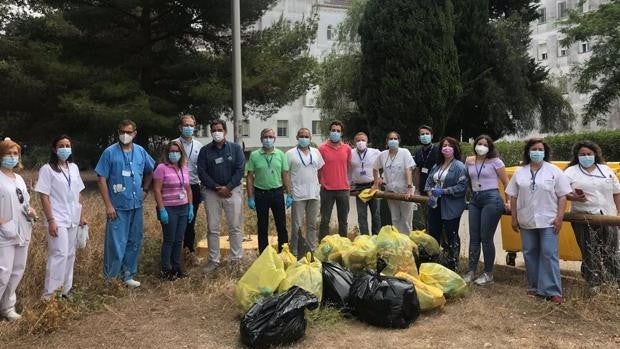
top-left (558, 76), bottom-right (569, 95)
top-left (579, 41), bottom-right (591, 53)
top-left (558, 46), bottom-right (567, 57)
top-left (537, 43), bottom-right (548, 61)
top-left (537, 8), bottom-right (546, 23)
top-left (304, 87), bottom-right (318, 107)
top-left (241, 120), bottom-right (250, 137)
top-left (311, 120), bottom-right (321, 135)
top-left (582, 0), bottom-right (590, 13)
top-left (277, 120), bottom-right (288, 137)
top-left (327, 25), bottom-right (334, 41)
top-left (557, 2), bottom-right (568, 19)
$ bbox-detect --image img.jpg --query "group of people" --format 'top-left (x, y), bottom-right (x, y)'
top-left (1, 117), bottom-right (619, 322)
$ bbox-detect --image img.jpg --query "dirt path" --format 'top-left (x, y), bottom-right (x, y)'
top-left (6, 266), bottom-right (619, 349)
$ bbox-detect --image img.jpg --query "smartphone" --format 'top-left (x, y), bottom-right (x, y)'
top-left (574, 188), bottom-right (584, 195)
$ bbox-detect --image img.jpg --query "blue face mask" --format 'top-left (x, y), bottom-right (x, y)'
top-left (387, 139), bottom-right (399, 149)
top-left (419, 134), bottom-right (432, 145)
top-left (1, 155), bottom-right (19, 169)
top-left (262, 137), bottom-right (275, 148)
top-left (329, 131), bottom-right (341, 142)
top-left (529, 150), bottom-right (545, 163)
top-left (297, 137), bottom-right (310, 148)
top-left (168, 152), bottom-right (181, 163)
top-left (578, 155), bottom-right (595, 168)
top-left (57, 148), bottom-right (72, 161)
top-left (182, 126), bottom-right (194, 137)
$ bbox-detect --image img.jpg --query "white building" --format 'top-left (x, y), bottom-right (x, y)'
top-left (196, 0), bottom-right (351, 149)
top-left (529, 0), bottom-right (620, 129)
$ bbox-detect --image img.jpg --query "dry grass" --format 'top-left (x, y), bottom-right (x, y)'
top-left (0, 171), bottom-right (618, 348)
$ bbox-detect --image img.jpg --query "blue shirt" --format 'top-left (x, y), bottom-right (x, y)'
top-left (95, 143), bottom-right (155, 210)
top-left (197, 140), bottom-right (244, 190)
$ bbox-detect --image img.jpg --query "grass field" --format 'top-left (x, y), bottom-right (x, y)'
top-left (0, 171), bottom-right (618, 348)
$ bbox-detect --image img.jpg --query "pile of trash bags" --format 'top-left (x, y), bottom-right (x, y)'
top-left (235, 225), bottom-right (468, 347)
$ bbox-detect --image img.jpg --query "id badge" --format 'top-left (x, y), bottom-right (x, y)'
top-left (67, 190), bottom-right (75, 202)
top-left (214, 157), bottom-right (224, 164)
top-left (360, 170), bottom-right (367, 176)
top-left (421, 167), bottom-right (429, 174)
top-left (179, 191), bottom-right (186, 200)
top-left (122, 170), bottom-right (131, 177)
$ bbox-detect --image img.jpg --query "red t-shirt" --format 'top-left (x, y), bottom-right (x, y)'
top-left (318, 142), bottom-right (351, 190)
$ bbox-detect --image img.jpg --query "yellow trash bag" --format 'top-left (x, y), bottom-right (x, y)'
top-left (315, 234), bottom-right (353, 264)
top-left (419, 263), bottom-right (468, 298)
top-left (278, 253), bottom-right (323, 302)
top-left (278, 243), bottom-right (297, 269)
top-left (342, 235), bottom-right (377, 271)
top-left (358, 188), bottom-right (378, 203)
top-left (395, 272), bottom-right (446, 312)
top-left (375, 226), bottom-right (418, 276)
top-left (409, 230), bottom-right (441, 262)
top-left (235, 246), bottom-right (287, 313)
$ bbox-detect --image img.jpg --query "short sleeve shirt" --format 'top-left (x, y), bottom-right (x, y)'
top-left (286, 147), bottom-right (324, 200)
top-left (374, 148), bottom-right (416, 193)
top-left (505, 162), bottom-right (572, 229)
top-left (349, 148), bottom-right (380, 184)
top-left (318, 142), bottom-right (351, 190)
top-left (35, 163), bottom-right (85, 227)
top-left (466, 157), bottom-right (505, 191)
top-left (564, 164), bottom-right (620, 215)
top-left (153, 163), bottom-right (190, 207)
top-left (95, 143), bottom-right (155, 210)
top-left (246, 148), bottom-right (288, 190)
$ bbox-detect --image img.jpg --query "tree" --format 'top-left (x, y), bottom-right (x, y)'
top-left (357, 0), bottom-right (461, 144)
top-left (561, 0), bottom-right (620, 125)
top-left (0, 0), bottom-right (317, 158)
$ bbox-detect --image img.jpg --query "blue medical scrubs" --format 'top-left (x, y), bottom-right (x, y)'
top-left (95, 143), bottom-right (155, 281)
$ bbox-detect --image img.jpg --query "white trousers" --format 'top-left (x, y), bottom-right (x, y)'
top-left (387, 199), bottom-right (415, 235)
top-left (0, 243), bottom-right (29, 314)
top-left (43, 226), bottom-right (78, 297)
top-left (203, 185), bottom-right (244, 263)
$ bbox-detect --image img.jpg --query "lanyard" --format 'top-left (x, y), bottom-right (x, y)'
top-left (60, 165), bottom-right (71, 187)
top-left (297, 147), bottom-right (312, 167)
top-left (263, 153), bottom-right (274, 169)
top-left (174, 166), bottom-right (185, 188)
top-left (357, 149), bottom-right (368, 170)
top-left (530, 164), bottom-right (542, 191)
top-left (578, 164), bottom-right (606, 178)
top-left (436, 160), bottom-right (453, 185)
top-left (385, 151), bottom-right (397, 169)
top-left (475, 159), bottom-right (486, 184)
top-left (185, 140), bottom-right (194, 161)
top-left (120, 144), bottom-right (134, 172)
top-left (421, 144), bottom-right (433, 165)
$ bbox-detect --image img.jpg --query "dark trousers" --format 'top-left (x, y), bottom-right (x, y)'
top-left (427, 198), bottom-right (461, 271)
top-left (183, 184), bottom-right (202, 252)
top-left (255, 187), bottom-right (288, 254)
top-left (319, 189), bottom-right (350, 238)
top-left (161, 204), bottom-right (188, 273)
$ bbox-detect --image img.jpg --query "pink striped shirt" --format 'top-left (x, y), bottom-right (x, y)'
top-left (153, 163), bottom-right (190, 206)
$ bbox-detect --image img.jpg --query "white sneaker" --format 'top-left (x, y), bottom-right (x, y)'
top-left (463, 271), bottom-right (475, 284)
top-left (124, 279), bottom-right (141, 288)
top-left (4, 309), bottom-right (22, 322)
top-left (474, 272), bottom-right (494, 286)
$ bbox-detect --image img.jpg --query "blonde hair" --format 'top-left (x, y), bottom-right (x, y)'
top-left (0, 137), bottom-right (23, 170)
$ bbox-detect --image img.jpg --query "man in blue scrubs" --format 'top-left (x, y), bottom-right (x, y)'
top-left (95, 120), bottom-right (155, 288)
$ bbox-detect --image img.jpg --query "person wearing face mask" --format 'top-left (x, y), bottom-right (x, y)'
top-left (505, 138), bottom-right (571, 304)
top-left (372, 131), bottom-right (416, 235)
top-left (0, 138), bottom-right (37, 321)
top-left (463, 135), bottom-right (510, 285)
top-left (564, 140), bottom-right (620, 290)
top-left (174, 114), bottom-right (203, 254)
top-left (153, 141), bottom-right (193, 280)
top-left (413, 125), bottom-right (439, 195)
top-left (349, 132), bottom-right (381, 235)
top-left (95, 120), bottom-right (155, 288)
top-left (424, 136), bottom-right (468, 271)
top-left (36, 135), bottom-right (87, 299)
top-left (318, 120), bottom-right (352, 238)
top-left (246, 128), bottom-right (291, 253)
top-left (285, 128), bottom-right (325, 257)
top-left (197, 119), bottom-right (245, 274)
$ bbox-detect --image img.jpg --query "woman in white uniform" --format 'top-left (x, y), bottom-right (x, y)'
top-left (0, 137), bottom-right (37, 321)
top-left (36, 135), bottom-right (86, 299)
top-left (564, 140), bottom-right (620, 289)
top-left (373, 131), bottom-right (416, 235)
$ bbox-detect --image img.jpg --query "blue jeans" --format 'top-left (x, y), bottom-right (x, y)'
top-left (160, 204), bottom-right (188, 272)
top-left (255, 187), bottom-right (288, 254)
top-left (104, 207), bottom-right (144, 282)
top-left (468, 189), bottom-right (504, 273)
top-left (427, 199), bottom-right (461, 271)
top-left (521, 227), bottom-right (562, 297)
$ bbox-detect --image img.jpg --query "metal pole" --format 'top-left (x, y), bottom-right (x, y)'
top-left (232, 0), bottom-right (242, 146)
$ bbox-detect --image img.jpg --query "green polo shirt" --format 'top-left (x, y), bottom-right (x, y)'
top-left (246, 148), bottom-right (289, 190)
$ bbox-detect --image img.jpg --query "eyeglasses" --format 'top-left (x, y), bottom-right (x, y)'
top-left (16, 188), bottom-right (24, 204)
top-left (118, 130), bottom-right (134, 135)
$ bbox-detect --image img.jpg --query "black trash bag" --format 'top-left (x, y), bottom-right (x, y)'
top-left (348, 259), bottom-right (421, 328)
top-left (240, 286), bottom-right (319, 348)
top-left (417, 246), bottom-right (440, 267)
top-left (322, 261), bottom-right (354, 309)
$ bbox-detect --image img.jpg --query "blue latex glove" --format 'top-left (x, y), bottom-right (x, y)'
top-left (187, 204), bottom-right (194, 223)
top-left (285, 194), bottom-right (293, 209)
top-left (158, 208), bottom-right (169, 224)
top-left (431, 188), bottom-right (444, 197)
top-left (247, 197), bottom-right (256, 210)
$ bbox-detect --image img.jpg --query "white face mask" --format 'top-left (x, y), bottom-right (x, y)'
top-left (212, 131), bottom-right (224, 142)
top-left (119, 133), bottom-right (134, 145)
top-left (356, 141), bottom-right (367, 151)
top-left (475, 144), bottom-right (489, 156)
